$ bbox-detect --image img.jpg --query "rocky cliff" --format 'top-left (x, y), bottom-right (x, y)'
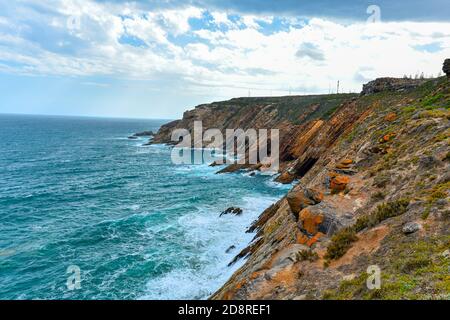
top-left (151, 69), bottom-right (449, 300)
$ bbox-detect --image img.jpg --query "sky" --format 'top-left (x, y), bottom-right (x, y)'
top-left (0, 0), bottom-right (449, 119)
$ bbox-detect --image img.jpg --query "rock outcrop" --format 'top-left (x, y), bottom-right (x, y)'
top-left (361, 77), bottom-right (427, 95)
top-left (287, 185), bottom-right (323, 216)
top-left (443, 59), bottom-right (450, 78)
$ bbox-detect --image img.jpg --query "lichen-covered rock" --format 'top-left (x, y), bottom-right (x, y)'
top-left (384, 112), bottom-right (397, 122)
top-left (330, 175), bottom-right (350, 193)
top-left (402, 222), bottom-right (420, 234)
top-left (277, 171), bottom-right (295, 184)
top-left (297, 203), bottom-right (351, 236)
top-left (286, 186), bottom-right (323, 215)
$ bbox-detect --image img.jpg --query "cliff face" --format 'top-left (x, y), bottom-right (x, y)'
top-left (151, 74), bottom-right (449, 300)
top-left (211, 76), bottom-right (449, 300)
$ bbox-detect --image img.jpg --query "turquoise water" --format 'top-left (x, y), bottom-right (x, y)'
top-left (0, 114), bottom-right (289, 300)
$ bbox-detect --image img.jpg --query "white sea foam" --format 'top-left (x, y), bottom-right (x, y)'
top-left (139, 195), bottom-right (279, 300)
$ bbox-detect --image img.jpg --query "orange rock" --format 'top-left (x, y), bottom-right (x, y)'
top-left (299, 208), bottom-right (324, 234)
top-left (306, 232), bottom-right (325, 247)
top-left (330, 175), bottom-right (350, 192)
top-left (277, 171), bottom-right (295, 184)
top-left (328, 171), bottom-right (338, 178)
top-left (287, 187), bottom-right (323, 215)
top-left (380, 133), bottom-right (395, 143)
top-left (297, 233), bottom-right (309, 245)
top-left (336, 163), bottom-right (350, 169)
top-left (341, 159), bottom-right (353, 165)
top-left (384, 112), bottom-right (397, 122)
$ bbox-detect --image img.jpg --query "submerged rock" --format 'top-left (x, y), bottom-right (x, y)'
top-left (226, 245), bottom-right (236, 253)
top-left (133, 131), bottom-right (154, 137)
top-left (220, 207), bottom-right (243, 217)
top-left (209, 161), bottom-right (220, 167)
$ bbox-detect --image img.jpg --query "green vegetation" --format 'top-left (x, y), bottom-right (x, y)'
top-left (421, 181), bottom-right (449, 220)
top-left (323, 236), bottom-right (450, 300)
top-left (324, 199), bottom-right (410, 262)
top-left (324, 228), bottom-right (358, 261)
top-left (296, 249), bottom-right (319, 262)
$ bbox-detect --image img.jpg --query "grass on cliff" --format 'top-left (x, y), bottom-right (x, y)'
top-left (323, 235), bottom-right (450, 300)
top-left (324, 199), bottom-right (410, 262)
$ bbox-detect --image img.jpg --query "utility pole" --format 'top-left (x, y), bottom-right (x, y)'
top-left (337, 80), bottom-right (340, 94)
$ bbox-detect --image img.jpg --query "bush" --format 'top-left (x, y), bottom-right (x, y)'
top-left (324, 199), bottom-right (410, 261)
top-left (324, 228), bottom-right (358, 261)
top-left (296, 249), bottom-right (319, 262)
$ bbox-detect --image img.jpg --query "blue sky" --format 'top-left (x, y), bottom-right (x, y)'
top-left (0, 0), bottom-right (449, 119)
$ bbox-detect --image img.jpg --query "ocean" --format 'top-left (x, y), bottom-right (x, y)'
top-left (0, 114), bottom-right (289, 299)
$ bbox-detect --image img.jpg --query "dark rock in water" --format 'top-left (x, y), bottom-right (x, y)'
top-left (443, 59), bottom-right (450, 78)
top-left (209, 161), bottom-right (220, 167)
top-left (133, 131), bottom-right (154, 137)
top-left (226, 245), bottom-right (236, 253)
top-left (249, 171), bottom-right (256, 176)
top-left (220, 207), bottom-right (243, 217)
top-left (128, 136), bottom-right (139, 140)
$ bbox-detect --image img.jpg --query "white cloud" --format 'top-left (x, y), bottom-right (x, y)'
top-left (0, 0), bottom-right (449, 97)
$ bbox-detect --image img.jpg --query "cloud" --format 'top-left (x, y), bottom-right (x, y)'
top-left (296, 42), bottom-right (325, 61)
top-left (0, 0), bottom-right (449, 99)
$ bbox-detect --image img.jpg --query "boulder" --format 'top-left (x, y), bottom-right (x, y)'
top-left (287, 186), bottom-right (323, 215)
top-left (330, 175), bottom-right (350, 193)
top-left (384, 112), bottom-right (397, 122)
top-left (277, 171), bottom-right (295, 184)
top-left (443, 59), bottom-right (450, 78)
top-left (402, 222), bottom-right (420, 234)
top-left (297, 202), bottom-right (351, 236)
top-left (128, 136), bottom-right (139, 140)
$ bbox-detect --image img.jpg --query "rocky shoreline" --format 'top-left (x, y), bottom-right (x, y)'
top-left (148, 60), bottom-right (449, 300)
